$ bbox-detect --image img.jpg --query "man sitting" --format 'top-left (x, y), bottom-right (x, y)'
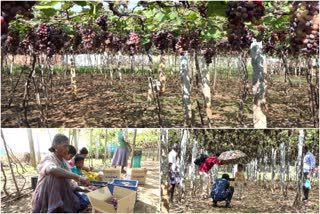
top-left (211, 174), bottom-right (234, 208)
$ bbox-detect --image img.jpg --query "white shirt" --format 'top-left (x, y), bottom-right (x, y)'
top-left (303, 151), bottom-right (316, 173)
top-left (168, 149), bottom-right (177, 171)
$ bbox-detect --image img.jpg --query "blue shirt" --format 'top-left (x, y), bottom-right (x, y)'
top-left (211, 178), bottom-right (229, 201)
top-left (71, 166), bottom-right (84, 176)
top-left (303, 151), bottom-right (316, 173)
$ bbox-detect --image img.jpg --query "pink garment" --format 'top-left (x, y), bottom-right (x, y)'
top-left (68, 160), bottom-right (75, 167)
top-left (198, 156), bottom-right (223, 173)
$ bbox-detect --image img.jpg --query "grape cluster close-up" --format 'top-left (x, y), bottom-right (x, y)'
top-left (215, 39), bottom-right (232, 55)
top-left (80, 27), bottom-right (100, 51)
top-left (36, 24), bottom-right (65, 57)
top-left (225, 1), bottom-right (264, 52)
top-left (175, 35), bottom-right (189, 56)
top-left (226, 0), bottom-right (265, 25)
top-left (226, 22), bottom-right (253, 51)
top-left (112, 35), bottom-right (126, 53)
top-left (111, 197), bottom-right (118, 211)
top-left (188, 31), bottom-right (201, 51)
top-left (96, 15), bottom-right (107, 31)
top-left (263, 31), bottom-right (286, 56)
top-left (5, 31), bottom-right (20, 55)
top-left (71, 31), bottom-right (82, 53)
top-left (201, 42), bottom-right (215, 64)
top-left (101, 31), bottom-right (114, 50)
top-left (126, 32), bottom-right (140, 55)
top-left (289, 1), bottom-right (319, 56)
top-left (1, 1), bottom-right (35, 36)
top-left (152, 32), bottom-right (175, 53)
top-left (197, 3), bottom-right (208, 18)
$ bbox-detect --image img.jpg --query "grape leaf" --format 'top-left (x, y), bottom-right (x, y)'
top-left (169, 11), bottom-right (178, 20)
top-left (155, 12), bottom-right (165, 22)
top-left (74, 1), bottom-right (87, 7)
top-left (175, 17), bottom-right (183, 26)
top-left (143, 10), bottom-right (154, 18)
top-left (62, 2), bottom-right (73, 10)
top-left (62, 25), bottom-right (74, 34)
top-left (34, 6), bottom-right (57, 17)
top-left (201, 27), bottom-right (222, 41)
top-left (72, 16), bottom-right (82, 22)
top-left (186, 11), bottom-right (198, 21)
top-left (141, 37), bottom-right (151, 45)
top-left (207, 1), bottom-right (228, 17)
top-left (39, 1), bottom-right (60, 6)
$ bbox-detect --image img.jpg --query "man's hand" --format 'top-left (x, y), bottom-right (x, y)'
top-left (83, 166), bottom-right (91, 172)
top-left (307, 173), bottom-right (311, 179)
top-left (80, 176), bottom-right (91, 186)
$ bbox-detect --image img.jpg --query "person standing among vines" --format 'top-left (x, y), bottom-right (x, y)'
top-left (112, 129), bottom-right (131, 174)
top-left (168, 143), bottom-right (179, 204)
top-left (302, 146), bottom-right (316, 203)
top-left (234, 164), bottom-right (246, 200)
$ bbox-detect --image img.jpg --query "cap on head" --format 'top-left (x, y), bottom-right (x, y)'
top-left (222, 173), bottom-right (230, 180)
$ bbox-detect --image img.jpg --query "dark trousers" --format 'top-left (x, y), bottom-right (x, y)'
top-left (169, 184), bottom-right (176, 202)
top-left (213, 186), bottom-right (234, 203)
top-left (302, 172), bottom-right (309, 200)
top-left (226, 186), bottom-right (234, 202)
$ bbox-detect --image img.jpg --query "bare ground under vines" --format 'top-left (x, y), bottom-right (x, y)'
top-left (1, 73), bottom-right (315, 128)
top-left (169, 180), bottom-right (319, 213)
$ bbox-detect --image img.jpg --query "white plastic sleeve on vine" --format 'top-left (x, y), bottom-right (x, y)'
top-left (250, 39), bottom-right (265, 95)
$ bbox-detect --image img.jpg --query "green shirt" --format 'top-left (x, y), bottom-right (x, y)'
top-left (71, 166), bottom-right (83, 176)
top-left (117, 130), bottom-right (127, 148)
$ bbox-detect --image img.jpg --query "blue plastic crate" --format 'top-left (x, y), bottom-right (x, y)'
top-left (108, 179), bottom-right (138, 193)
top-left (90, 181), bottom-right (109, 187)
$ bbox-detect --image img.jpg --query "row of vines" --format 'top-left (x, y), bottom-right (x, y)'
top-left (1, 1), bottom-right (319, 128)
top-left (160, 128), bottom-right (319, 212)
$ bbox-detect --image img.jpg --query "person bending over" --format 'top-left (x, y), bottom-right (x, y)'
top-left (211, 174), bottom-right (234, 208)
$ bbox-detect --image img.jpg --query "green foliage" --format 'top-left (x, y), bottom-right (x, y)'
top-left (34, 5), bottom-right (58, 17)
top-left (74, 1), bottom-right (87, 7)
top-left (168, 129), bottom-right (319, 165)
top-left (5, 0), bottom-right (296, 51)
top-left (207, 1), bottom-right (228, 17)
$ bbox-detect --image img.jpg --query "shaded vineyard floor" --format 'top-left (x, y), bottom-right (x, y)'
top-left (169, 180), bottom-right (319, 213)
top-left (1, 73), bottom-right (316, 127)
top-left (0, 160), bottom-right (160, 213)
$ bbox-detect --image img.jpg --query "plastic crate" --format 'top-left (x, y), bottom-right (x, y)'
top-left (90, 181), bottom-right (109, 187)
top-left (108, 179), bottom-right (138, 193)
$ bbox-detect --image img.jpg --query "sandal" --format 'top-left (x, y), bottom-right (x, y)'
top-left (201, 195), bottom-right (209, 200)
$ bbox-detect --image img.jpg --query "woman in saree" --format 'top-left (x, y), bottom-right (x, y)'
top-left (32, 134), bottom-right (90, 213)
